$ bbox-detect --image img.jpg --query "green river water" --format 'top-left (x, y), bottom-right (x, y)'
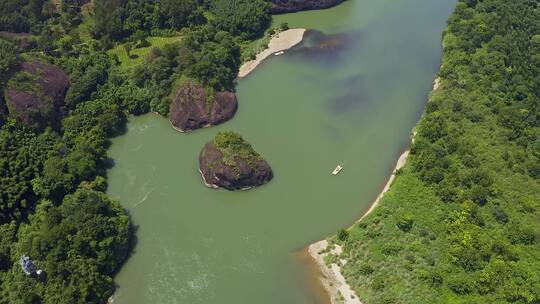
top-left (107, 1), bottom-right (455, 303)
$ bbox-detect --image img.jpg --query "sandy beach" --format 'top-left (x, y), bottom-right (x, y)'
top-left (308, 240), bottom-right (363, 304)
top-left (307, 76), bottom-right (441, 304)
top-left (307, 146), bottom-right (410, 304)
top-left (238, 28), bottom-right (306, 78)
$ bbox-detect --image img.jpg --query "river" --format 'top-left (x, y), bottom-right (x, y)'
top-left (107, 0), bottom-right (455, 303)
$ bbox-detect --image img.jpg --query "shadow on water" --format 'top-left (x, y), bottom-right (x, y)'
top-left (104, 157), bottom-right (116, 170)
top-left (328, 74), bottom-right (370, 115)
top-left (113, 222), bottom-right (140, 288)
top-left (289, 29), bottom-right (362, 65)
top-left (288, 30), bottom-right (373, 116)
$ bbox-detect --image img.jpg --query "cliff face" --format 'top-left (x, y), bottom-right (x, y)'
top-left (269, 0), bottom-right (345, 13)
top-left (4, 61), bottom-right (70, 131)
top-left (199, 132), bottom-right (273, 191)
top-left (169, 82), bottom-right (237, 132)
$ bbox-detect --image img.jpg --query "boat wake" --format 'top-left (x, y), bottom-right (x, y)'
top-left (133, 189), bottom-right (155, 208)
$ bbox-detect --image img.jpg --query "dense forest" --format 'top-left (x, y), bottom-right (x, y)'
top-left (1, 0), bottom-right (539, 303)
top-left (336, 0), bottom-right (540, 303)
top-left (0, 0), bottom-right (271, 303)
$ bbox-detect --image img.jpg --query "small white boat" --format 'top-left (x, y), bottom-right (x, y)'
top-left (274, 51), bottom-right (285, 56)
top-left (332, 164), bottom-right (344, 176)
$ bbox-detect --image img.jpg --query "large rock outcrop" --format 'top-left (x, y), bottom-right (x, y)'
top-left (4, 61), bottom-right (70, 131)
top-left (199, 131), bottom-right (273, 191)
top-left (169, 82), bottom-right (238, 132)
top-left (269, 0), bottom-right (345, 13)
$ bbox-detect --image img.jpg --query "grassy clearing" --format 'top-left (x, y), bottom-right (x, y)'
top-left (107, 36), bottom-right (182, 70)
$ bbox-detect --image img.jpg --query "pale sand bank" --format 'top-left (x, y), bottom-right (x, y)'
top-left (308, 240), bottom-right (362, 304)
top-left (307, 147), bottom-right (410, 304)
top-left (238, 28), bottom-right (306, 78)
top-left (308, 76), bottom-right (442, 303)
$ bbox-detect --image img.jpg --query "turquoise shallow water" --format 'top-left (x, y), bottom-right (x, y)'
top-left (107, 1), bottom-right (456, 303)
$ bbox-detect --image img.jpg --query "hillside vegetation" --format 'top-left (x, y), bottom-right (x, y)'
top-left (335, 1), bottom-right (540, 303)
top-left (214, 131), bottom-right (264, 166)
top-left (0, 0), bottom-right (271, 303)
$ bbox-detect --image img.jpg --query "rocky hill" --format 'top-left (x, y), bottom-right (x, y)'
top-left (169, 82), bottom-right (237, 132)
top-left (199, 131), bottom-right (273, 190)
top-left (4, 61), bottom-right (70, 131)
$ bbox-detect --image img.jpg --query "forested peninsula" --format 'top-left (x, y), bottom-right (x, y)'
top-left (321, 1), bottom-right (540, 303)
top-left (0, 0), bottom-right (286, 302)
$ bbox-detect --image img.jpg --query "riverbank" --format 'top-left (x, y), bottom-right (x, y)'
top-left (107, 0), bottom-right (456, 299)
top-left (238, 28), bottom-right (306, 78)
top-left (307, 147), bottom-right (410, 304)
top-left (307, 77), bottom-right (441, 304)
top-left (308, 240), bottom-right (362, 304)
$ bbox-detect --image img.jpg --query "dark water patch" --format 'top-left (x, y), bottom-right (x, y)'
top-left (289, 29), bottom-right (362, 66)
top-left (334, 74), bottom-right (364, 88)
top-left (324, 124), bottom-right (343, 141)
top-left (327, 74), bottom-right (370, 115)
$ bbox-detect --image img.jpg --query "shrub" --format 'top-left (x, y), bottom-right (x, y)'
top-left (491, 206), bottom-right (508, 224)
top-left (337, 228), bottom-right (349, 241)
top-left (396, 213), bottom-right (414, 232)
top-left (447, 275), bottom-right (473, 295)
top-left (382, 243), bottom-right (403, 255)
top-left (372, 276), bottom-right (385, 291)
top-left (358, 264), bottom-right (374, 275)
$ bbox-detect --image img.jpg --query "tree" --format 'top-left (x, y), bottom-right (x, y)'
top-left (157, 0), bottom-right (201, 30)
top-left (131, 30), bottom-right (148, 48)
top-left (8, 185), bottom-right (131, 303)
top-left (123, 41), bottom-right (133, 57)
top-left (395, 213), bottom-right (414, 232)
top-left (0, 40), bottom-right (20, 83)
top-left (337, 228), bottom-right (349, 241)
top-left (91, 0), bottom-right (125, 40)
top-left (211, 0), bottom-right (270, 39)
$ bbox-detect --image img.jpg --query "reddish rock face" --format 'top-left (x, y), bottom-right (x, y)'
top-left (169, 82), bottom-right (237, 132)
top-left (269, 0), bottom-right (345, 13)
top-left (5, 61), bottom-right (70, 131)
top-left (199, 142), bottom-right (273, 191)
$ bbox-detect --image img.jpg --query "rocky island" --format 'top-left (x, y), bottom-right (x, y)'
top-left (169, 82), bottom-right (237, 132)
top-left (199, 131), bottom-right (273, 190)
top-left (269, 0), bottom-right (345, 13)
top-left (4, 61), bottom-right (70, 131)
